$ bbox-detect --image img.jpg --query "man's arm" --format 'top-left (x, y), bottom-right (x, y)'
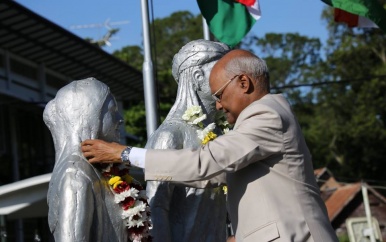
top-left (81, 139), bottom-right (226, 188)
top-left (145, 104), bottom-right (284, 182)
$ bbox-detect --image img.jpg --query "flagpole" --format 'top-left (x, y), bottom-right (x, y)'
top-left (140, 0), bottom-right (158, 138)
top-left (202, 17), bottom-right (210, 40)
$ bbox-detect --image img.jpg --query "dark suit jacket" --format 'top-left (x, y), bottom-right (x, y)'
top-left (144, 94), bottom-right (338, 242)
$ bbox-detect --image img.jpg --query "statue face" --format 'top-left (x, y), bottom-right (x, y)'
top-left (197, 61), bottom-right (216, 103)
top-left (100, 94), bottom-right (122, 142)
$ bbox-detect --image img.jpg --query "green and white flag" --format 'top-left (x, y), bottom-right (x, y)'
top-left (197, 0), bottom-right (261, 47)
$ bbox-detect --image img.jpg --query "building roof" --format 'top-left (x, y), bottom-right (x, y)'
top-left (324, 182), bottom-right (362, 221)
top-left (0, 0), bottom-right (143, 101)
top-left (314, 167), bottom-right (327, 177)
top-left (0, 173), bottom-right (51, 219)
top-left (0, 168), bottom-right (145, 219)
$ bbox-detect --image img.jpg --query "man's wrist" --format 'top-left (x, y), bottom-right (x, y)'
top-left (120, 146), bottom-right (132, 164)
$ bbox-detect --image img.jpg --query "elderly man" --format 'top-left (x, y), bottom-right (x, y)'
top-left (82, 50), bottom-right (338, 242)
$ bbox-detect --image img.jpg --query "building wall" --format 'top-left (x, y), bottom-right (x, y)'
top-left (333, 193), bottom-right (386, 241)
top-left (0, 49), bottom-right (66, 242)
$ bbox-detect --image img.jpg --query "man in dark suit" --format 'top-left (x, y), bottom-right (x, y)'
top-left (82, 49), bottom-right (338, 242)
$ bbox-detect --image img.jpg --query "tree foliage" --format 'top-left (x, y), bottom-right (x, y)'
top-left (150, 11), bottom-right (203, 103)
top-left (113, 45), bottom-right (143, 70)
top-left (242, 33), bottom-right (323, 104)
top-left (114, 11), bottom-right (204, 146)
top-left (114, 8), bottom-right (386, 185)
top-left (309, 7), bottom-right (386, 182)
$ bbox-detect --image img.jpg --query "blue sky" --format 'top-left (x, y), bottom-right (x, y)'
top-left (15, 0), bottom-right (330, 54)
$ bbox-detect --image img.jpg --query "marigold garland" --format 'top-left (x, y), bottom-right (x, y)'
top-left (98, 163), bottom-right (152, 242)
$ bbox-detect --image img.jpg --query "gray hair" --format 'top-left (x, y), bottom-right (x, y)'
top-left (224, 54), bottom-right (270, 93)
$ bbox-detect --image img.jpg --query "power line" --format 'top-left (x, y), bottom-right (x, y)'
top-left (317, 178), bottom-right (386, 190)
top-left (271, 74), bottom-right (386, 90)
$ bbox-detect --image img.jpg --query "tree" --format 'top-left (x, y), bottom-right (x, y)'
top-left (115, 7), bottom-right (386, 185)
top-left (113, 11), bottom-right (205, 146)
top-left (241, 33), bottom-right (323, 104)
top-left (305, 7), bottom-right (386, 182)
top-left (113, 45), bottom-right (143, 70)
top-left (242, 8), bottom-right (386, 184)
top-left (150, 11), bottom-right (204, 103)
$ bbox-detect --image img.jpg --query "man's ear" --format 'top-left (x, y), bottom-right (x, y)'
top-left (239, 74), bottom-right (252, 93)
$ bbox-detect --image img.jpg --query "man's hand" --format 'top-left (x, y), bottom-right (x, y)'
top-left (81, 139), bottom-right (126, 163)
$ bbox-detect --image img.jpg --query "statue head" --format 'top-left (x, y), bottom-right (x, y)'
top-left (43, 78), bottom-right (122, 156)
top-left (170, 39), bottom-right (230, 114)
top-left (172, 39), bottom-right (230, 83)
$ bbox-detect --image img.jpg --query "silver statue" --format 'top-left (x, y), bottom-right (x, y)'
top-left (145, 39), bottom-right (230, 242)
top-left (43, 78), bottom-right (127, 242)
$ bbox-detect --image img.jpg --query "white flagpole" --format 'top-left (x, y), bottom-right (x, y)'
top-left (202, 17), bottom-right (210, 40)
top-left (140, 0), bottom-right (158, 138)
top-left (361, 183), bottom-right (376, 242)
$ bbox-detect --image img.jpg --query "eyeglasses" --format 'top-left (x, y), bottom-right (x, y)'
top-left (211, 75), bottom-right (240, 102)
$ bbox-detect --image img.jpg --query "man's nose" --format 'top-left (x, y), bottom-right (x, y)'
top-left (215, 101), bottom-right (223, 110)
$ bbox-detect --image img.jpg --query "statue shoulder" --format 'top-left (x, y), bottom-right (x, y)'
top-left (51, 154), bottom-right (98, 187)
top-left (145, 119), bottom-right (199, 149)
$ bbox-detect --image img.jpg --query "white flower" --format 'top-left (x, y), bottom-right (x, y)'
top-left (205, 122), bottom-right (216, 132)
top-left (121, 200), bottom-right (147, 220)
top-left (221, 120), bottom-right (230, 127)
top-left (130, 234), bottom-right (144, 242)
top-left (101, 163), bottom-right (113, 173)
top-left (196, 122), bottom-right (216, 140)
top-left (114, 188), bottom-right (139, 203)
top-left (125, 212), bottom-right (149, 228)
top-left (191, 114), bottom-right (206, 125)
top-left (182, 105), bottom-right (208, 126)
top-left (196, 130), bottom-right (205, 141)
top-left (182, 105), bottom-right (202, 120)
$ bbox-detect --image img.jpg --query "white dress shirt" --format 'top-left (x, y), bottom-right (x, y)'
top-left (129, 147), bottom-right (146, 168)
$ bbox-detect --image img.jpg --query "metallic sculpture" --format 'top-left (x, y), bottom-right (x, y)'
top-left (43, 78), bottom-right (126, 242)
top-left (145, 39), bottom-right (230, 242)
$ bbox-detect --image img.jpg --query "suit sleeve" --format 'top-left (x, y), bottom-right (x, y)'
top-left (145, 103), bottom-right (284, 183)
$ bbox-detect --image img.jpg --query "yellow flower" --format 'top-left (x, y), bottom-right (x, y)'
top-left (202, 131), bottom-right (217, 145)
top-left (113, 180), bottom-right (123, 189)
top-left (222, 185), bottom-right (228, 195)
top-left (213, 185), bottom-right (228, 195)
top-left (108, 176), bottom-right (122, 186)
top-left (122, 174), bottom-right (133, 184)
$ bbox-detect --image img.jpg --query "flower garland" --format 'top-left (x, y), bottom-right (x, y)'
top-left (99, 163), bottom-right (152, 242)
top-left (182, 105), bottom-right (231, 194)
top-left (182, 105), bottom-right (230, 145)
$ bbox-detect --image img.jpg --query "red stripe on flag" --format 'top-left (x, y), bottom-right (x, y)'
top-left (334, 8), bottom-right (359, 27)
top-left (234, 0), bottom-right (256, 7)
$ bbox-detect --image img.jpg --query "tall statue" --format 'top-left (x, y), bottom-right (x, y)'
top-left (43, 78), bottom-right (127, 242)
top-left (146, 39), bottom-right (230, 242)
